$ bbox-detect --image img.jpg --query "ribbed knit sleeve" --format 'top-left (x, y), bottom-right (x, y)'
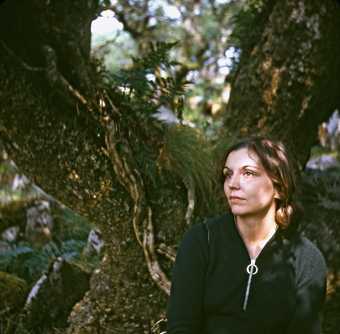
top-left (166, 222), bottom-right (209, 334)
top-left (286, 237), bottom-right (327, 334)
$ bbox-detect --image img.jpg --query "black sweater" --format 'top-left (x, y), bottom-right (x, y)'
top-left (166, 213), bottom-right (327, 334)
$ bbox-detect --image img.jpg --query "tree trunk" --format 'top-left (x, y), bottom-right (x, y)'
top-left (223, 0), bottom-right (340, 167)
top-left (0, 1), bottom-right (206, 333)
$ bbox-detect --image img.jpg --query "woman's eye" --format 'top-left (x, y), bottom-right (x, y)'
top-left (222, 169), bottom-right (232, 179)
top-left (244, 170), bottom-right (256, 177)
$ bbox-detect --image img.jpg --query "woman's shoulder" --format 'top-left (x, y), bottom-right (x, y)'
top-left (178, 219), bottom-right (209, 250)
top-left (180, 213), bottom-right (232, 247)
top-left (204, 212), bottom-right (233, 231)
top-left (293, 234), bottom-right (325, 261)
top-left (291, 233), bottom-right (327, 280)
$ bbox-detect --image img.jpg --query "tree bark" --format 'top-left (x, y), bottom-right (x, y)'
top-left (223, 0), bottom-right (340, 167)
top-left (0, 1), bottom-right (200, 333)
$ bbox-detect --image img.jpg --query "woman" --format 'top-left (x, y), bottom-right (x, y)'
top-left (166, 137), bottom-right (327, 334)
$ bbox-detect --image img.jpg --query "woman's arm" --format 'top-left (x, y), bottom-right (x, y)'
top-left (166, 223), bottom-right (209, 334)
top-left (286, 238), bottom-right (327, 334)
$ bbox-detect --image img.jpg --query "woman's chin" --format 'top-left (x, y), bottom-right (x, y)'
top-left (229, 207), bottom-right (248, 216)
top-left (229, 204), bottom-right (257, 217)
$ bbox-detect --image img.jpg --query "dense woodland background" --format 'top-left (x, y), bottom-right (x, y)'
top-left (1, 0), bottom-right (340, 333)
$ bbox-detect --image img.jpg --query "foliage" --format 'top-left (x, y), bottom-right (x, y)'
top-left (0, 271), bottom-right (28, 334)
top-left (103, 42), bottom-right (224, 214)
top-left (229, 0), bottom-right (267, 52)
top-left (161, 125), bottom-right (220, 214)
top-left (300, 167), bottom-right (340, 264)
top-left (226, 0), bottom-right (276, 82)
top-left (0, 205), bottom-right (98, 285)
top-left (300, 167), bottom-right (340, 334)
top-left (0, 239), bottom-right (89, 285)
top-left (310, 145), bottom-right (336, 159)
top-left (93, 0), bottom-right (245, 133)
top-left (108, 41), bottom-right (185, 118)
top-left (54, 207), bottom-right (93, 241)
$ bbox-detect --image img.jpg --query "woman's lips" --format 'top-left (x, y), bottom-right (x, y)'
top-left (229, 196), bottom-right (245, 202)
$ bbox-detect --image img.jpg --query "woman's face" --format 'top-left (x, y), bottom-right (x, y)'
top-left (223, 148), bottom-right (278, 218)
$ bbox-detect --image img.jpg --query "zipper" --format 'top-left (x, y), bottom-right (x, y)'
top-left (232, 220), bottom-right (279, 312)
top-left (242, 258), bottom-right (258, 311)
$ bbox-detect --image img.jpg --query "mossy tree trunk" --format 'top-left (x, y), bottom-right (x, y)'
top-left (223, 0), bottom-right (340, 167)
top-left (0, 1), bottom-right (194, 333)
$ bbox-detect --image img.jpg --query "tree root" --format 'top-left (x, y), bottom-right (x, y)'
top-left (103, 118), bottom-right (171, 294)
top-left (103, 121), bottom-right (144, 247)
top-left (156, 243), bottom-right (176, 262)
top-left (42, 45), bottom-right (89, 106)
top-left (143, 208), bottom-right (171, 295)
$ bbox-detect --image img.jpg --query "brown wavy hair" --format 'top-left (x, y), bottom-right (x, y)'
top-left (222, 137), bottom-right (298, 229)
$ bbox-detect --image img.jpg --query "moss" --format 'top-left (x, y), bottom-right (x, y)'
top-left (0, 271), bottom-right (28, 333)
top-left (0, 271), bottom-right (28, 313)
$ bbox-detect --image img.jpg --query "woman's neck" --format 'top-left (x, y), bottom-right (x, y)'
top-left (234, 212), bottom-right (278, 259)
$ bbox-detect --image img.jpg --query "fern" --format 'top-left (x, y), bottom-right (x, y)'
top-left (0, 243), bottom-right (48, 284)
top-left (107, 41), bottom-right (186, 120)
top-left (0, 239), bottom-right (92, 285)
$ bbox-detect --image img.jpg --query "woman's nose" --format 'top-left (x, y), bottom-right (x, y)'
top-left (227, 174), bottom-right (240, 189)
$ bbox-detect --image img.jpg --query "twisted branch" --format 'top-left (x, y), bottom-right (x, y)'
top-left (143, 208), bottom-right (171, 295)
top-left (103, 113), bottom-right (171, 294)
top-left (42, 45), bottom-right (89, 107)
top-left (104, 121), bottom-right (145, 247)
top-left (156, 243), bottom-right (176, 262)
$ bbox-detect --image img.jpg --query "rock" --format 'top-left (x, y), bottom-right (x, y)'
top-left (1, 226), bottom-right (20, 243)
top-left (306, 155), bottom-right (340, 171)
top-left (82, 229), bottom-right (104, 257)
top-left (20, 257), bottom-right (90, 333)
top-left (0, 240), bottom-right (12, 253)
top-left (25, 200), bottom-right (54, 247)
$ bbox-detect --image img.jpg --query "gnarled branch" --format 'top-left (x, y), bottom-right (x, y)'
top-left (143, 208), bottom-right (171, 295)
top-left (103, 111), bottom-right (171, 294)
top-left (156, 243), bottom-right (176, 262)
top-left (103, 120), bottom-right (145, 247)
